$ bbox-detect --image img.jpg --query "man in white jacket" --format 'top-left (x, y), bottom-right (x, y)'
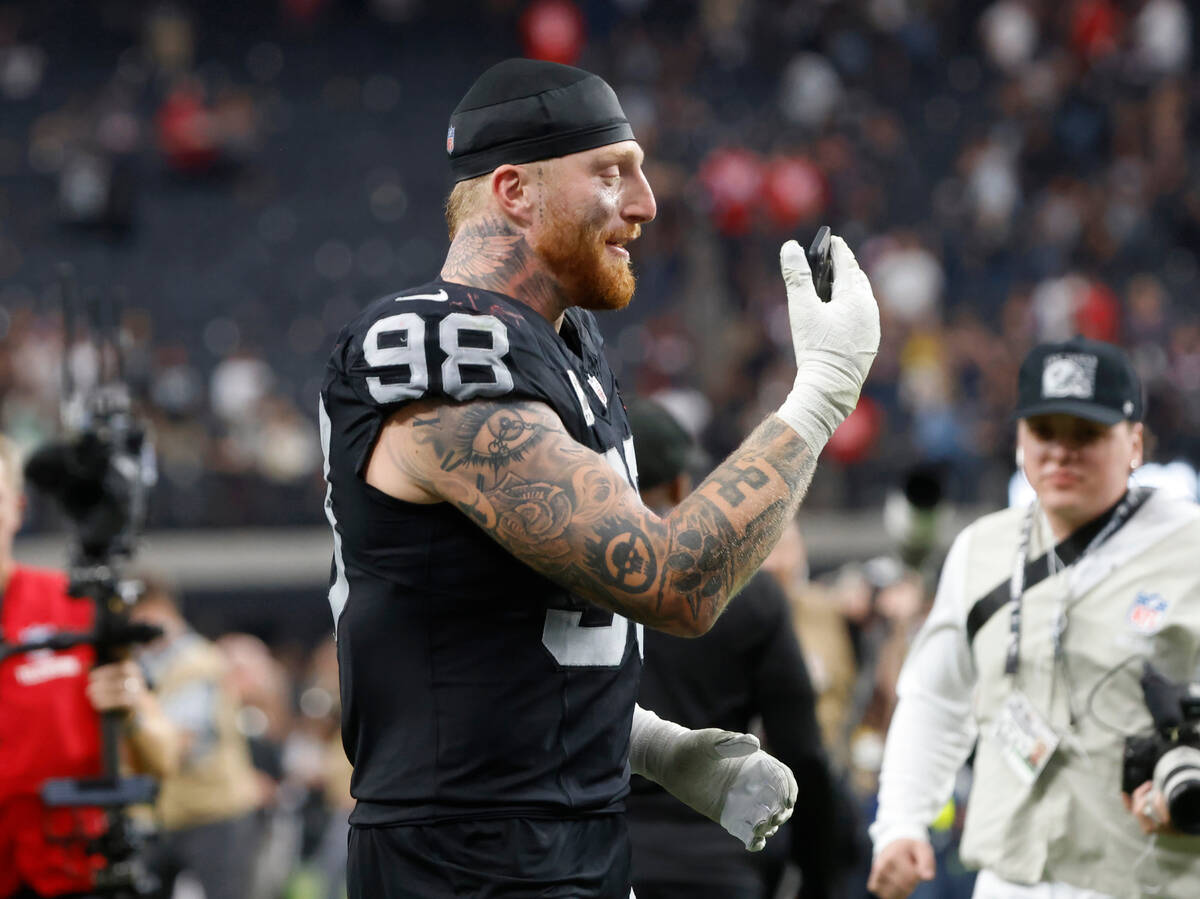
top-left (868, 337), bottom-right (1200, 899)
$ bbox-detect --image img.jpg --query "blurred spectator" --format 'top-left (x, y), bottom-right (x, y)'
top-left (252, 395), bottom-right (320, 484)
top-left (779, 52), bottom-right (842, 128)
top-left (979, 2), bottom-right (1038, 75)
top-left (868, 234), bottom-right (945, 326)
top-left (213, 632), bottom-right (299, 899)
top-left (624, 397), bottom-right (848, 899)
top-left (1130, 0), bottom-right (1190, 78)
top-left (760, 520), bottom-right (857, 770)
top-left (299, 639), bottom-right (352, 899)
top-left (157, 77), bottom-right (259, 175)
top-left (130, 574), bottom-right (259, 899)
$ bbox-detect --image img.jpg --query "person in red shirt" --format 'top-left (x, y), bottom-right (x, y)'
top-left (0, 435), bottom-right (178, 898)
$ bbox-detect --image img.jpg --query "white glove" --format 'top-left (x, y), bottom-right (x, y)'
top-left (776, 235), bottom-right (881, 454)
top-left (629, 705), bottom-right (798, 851)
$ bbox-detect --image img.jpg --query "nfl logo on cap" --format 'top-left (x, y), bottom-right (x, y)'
top-left (446, 125), bottom-right (455, 155)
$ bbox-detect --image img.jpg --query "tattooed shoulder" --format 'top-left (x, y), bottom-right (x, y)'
top-left (407, 400), bottom-right (558, 476)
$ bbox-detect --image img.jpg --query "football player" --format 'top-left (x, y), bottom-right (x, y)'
top-left (320, 58), bottom-right (881, 897)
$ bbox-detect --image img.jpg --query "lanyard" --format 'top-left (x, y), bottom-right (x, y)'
top-left (1004, 488), bottom-right (1150, 677)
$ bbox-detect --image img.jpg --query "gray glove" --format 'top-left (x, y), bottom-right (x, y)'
top-left (629, 705), bottom-right (798, 851)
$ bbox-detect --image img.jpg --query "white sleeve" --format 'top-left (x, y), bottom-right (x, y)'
top-left (869, 526), bottom-right (980, 855)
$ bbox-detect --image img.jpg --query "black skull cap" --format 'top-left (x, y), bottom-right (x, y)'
top-left (446, 58), bottom-right (635, 182)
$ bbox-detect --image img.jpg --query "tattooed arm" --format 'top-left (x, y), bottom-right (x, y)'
top-left (365, 397), bottom-right (817, 637)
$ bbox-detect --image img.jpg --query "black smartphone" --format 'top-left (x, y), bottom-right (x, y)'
top-left (808, 225), bottom-right (833, 303)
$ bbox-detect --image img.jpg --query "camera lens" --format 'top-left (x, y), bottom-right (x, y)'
top-left (1153, 746), bottom-right (1200, 834)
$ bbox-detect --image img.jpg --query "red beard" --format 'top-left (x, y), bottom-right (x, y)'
top-left (532, 203), bottom-right (638, 311)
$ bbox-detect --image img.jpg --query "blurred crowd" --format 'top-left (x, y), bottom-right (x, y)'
top-left (7, 5), bottom-right (1195, 894)
top-left (1, 0), bottom-right (1197, 531)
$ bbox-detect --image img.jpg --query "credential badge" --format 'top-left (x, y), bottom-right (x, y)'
top-left (1042, 353), bottom-right (1098, 400)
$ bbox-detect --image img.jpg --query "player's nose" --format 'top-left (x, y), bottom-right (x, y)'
top-left (623, 167), bottom-right (656, 225)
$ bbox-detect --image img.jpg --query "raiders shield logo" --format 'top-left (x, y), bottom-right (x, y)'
top-left (1042, 353), bottom-right (1097, 400)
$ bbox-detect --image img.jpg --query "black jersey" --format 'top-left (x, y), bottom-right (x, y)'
top-left (319, 279), bottom-right (642, 826)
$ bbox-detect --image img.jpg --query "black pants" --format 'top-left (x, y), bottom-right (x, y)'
top-left (142, 812), bottom-right (259, 899)
top-left (347, 815), bottom-right (631, 898)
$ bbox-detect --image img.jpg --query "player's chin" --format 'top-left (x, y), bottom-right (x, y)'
top-left (585, 269), bottom-right (635, 310)
top-left (576, 293), bottom-right (632, 312)
top-left (573, 258), bottom-right (638, 309)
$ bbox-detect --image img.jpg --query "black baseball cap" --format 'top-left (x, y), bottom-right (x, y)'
top-left (447, 59), bottom-right (634, 182)
top-left (1014, 336), bottom-right (1143, 425)
top-left (625, 397), bottom-right (703, 492)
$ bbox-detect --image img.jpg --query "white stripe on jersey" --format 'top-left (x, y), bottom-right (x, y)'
top-left (318, 397), bottom-right (350, 636)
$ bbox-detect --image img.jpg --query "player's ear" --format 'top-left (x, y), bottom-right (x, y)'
top-left (491, 164), bottom-right (535, 228)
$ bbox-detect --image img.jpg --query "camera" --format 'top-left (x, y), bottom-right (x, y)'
top-left (1121, 662), bottom-right (1200, 834)
top-left (26, 407), bottom-right (151, 568)
top-left (12, 274), bottom-right (162, 896)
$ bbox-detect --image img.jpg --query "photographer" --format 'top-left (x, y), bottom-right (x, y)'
top-left (0, 435), bottom-right (178, 899)
top-left (868, 338), bottom-right (1200, 899)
